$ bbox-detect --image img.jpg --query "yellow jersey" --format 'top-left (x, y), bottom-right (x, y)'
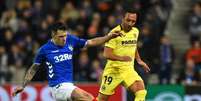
top-left (105, 25), bottom-right (139, 68)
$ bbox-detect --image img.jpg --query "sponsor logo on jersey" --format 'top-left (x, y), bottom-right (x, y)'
top-left (121, 40), bottom-right (137, 45)
top-left (54, 54), bottom-right (72, 63)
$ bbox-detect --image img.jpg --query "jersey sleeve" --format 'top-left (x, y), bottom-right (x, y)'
top-left (34, 47), bottom-right (45, 64)
top-left (71, 34), bottom-right (87, 48)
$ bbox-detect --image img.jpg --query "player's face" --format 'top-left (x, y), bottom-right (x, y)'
top-left (122, 13), bottom-right (137, 31)
top-left (53, 30), bottom-right (67, 46)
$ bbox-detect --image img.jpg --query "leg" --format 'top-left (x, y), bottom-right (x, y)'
top-left (97, 93), bottom-right (111, 101)
top-left (122, 69), bottom-right (147, 101)
top-left (166, 63), bottom-right (172, 84)
top-left (128, 80), bottom-right (147, 101)
top-left (98, 70), bottom-right (122, 101)
top-left (51, 83), bottom-right (94, 101)
top-left (71, 88), bottom-right (94, 101)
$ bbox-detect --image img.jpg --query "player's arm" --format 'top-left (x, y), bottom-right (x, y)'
top-left (85, 31), bottom-right (122, 47)
top-left (135, 50), bottom-right (150, 72)
top-left (22, 63), bottom-right (40, 88)
top-left (135, 50), bottom-right (142, 62)
top-left (103, 47), bottom-right (132, 61)
top-left (12, 63), bottom-right (40, 96)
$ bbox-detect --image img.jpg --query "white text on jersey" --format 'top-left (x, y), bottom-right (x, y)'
top-left (54, 54), bottom-right (72, 63)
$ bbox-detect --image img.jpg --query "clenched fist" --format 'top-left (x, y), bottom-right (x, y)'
top-left (108, 31), bottom-right (123, 38)
top-left (12, 86), bottom-right (24, 97)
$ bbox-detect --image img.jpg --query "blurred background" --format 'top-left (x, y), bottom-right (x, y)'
top-left (0, 0), bottom-right (200, 101)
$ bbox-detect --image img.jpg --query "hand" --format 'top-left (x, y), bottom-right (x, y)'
top-left (137, 60), bottom-right (150, 73)
top-left (108, 31), bottom-right (123, 38)
top-left (12, 86), bottom-right (24, 97)
top-left (121, 56), bottom-right (132, 62)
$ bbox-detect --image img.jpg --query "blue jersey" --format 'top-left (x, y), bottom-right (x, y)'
top-left (34, 33), bottom-right (87, 87)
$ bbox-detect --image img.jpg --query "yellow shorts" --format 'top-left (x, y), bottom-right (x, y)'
top-left (99, 66), bottom-right (142, 95)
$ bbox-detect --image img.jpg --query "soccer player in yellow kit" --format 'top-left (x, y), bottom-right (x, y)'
top-left (98, 9), bottom-right (150, 101)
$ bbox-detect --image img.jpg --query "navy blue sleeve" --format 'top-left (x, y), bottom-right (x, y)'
top-left (34, 47), bottom-right (45, 64)
top-left (70, 34), bottom-right (87, 49)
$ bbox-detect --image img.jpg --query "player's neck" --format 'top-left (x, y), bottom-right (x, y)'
top-left (120, 24), bottom-right (130, 32)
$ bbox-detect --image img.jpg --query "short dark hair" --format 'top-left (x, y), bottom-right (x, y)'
top-left (123, 8), bottom-right (139, 17)
top-left (50, 22), bottom-right (67, 36)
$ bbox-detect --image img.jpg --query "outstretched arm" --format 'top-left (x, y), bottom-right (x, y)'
top-left (12, 63), bottom-right (40, 96)
top-left (85, 31), bottom-right (122, 47)
top-left (135, 50), bottom-right (150, 73)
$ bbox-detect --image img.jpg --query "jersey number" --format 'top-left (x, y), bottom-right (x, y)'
top-left (104, 76), bottom-right (113, 85)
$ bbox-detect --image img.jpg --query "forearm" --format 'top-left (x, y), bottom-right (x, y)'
top-left (86, 35), bottom-right (112, 47)
top-left (22, 64), bottom-right (40, 88)
top-left (104, 54), bottom-right (124, 61)
top-left (135, 50), bottom-right (142, 62)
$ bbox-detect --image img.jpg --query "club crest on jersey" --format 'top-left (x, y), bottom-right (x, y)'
top-left (68, 45), bottom-right (73, 51)
top-left (133, 34), bottom-right (136, 38)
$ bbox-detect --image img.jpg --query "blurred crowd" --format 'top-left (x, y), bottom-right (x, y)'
top-left (179, 1), bottom-right (201, 85)
top-left (0, 0), bottom-right (200, 86)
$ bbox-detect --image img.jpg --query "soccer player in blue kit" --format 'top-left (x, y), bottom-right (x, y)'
top-left (12, 22), bottom-right (122, 101)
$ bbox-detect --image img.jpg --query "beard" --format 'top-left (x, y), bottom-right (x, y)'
top-left (125, 25), bottom-right (132, 32)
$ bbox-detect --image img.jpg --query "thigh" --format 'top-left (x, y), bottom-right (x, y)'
top-left (71, 88), bottom-right (94, 101)
top-left (51, 83), bottom-right (76, 101)
top-left (122, 69), bottom-right (143, 89)
top-left (99, 69), bottom-right (122, 95)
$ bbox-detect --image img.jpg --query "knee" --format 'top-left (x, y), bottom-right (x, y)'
top-left (129, 81), bottom-right (145, 92)
top-left (98, 97), bottom-right (107, 101)
top-left (83, 92), bottom-right (94, 101)
top-left (98, 94), bottom-right (109, 101)
top-left (73, 92), bottom-right (94, 101)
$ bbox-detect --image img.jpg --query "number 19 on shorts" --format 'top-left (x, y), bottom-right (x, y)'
top-left (104, 76), bottom-right (113, 85)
